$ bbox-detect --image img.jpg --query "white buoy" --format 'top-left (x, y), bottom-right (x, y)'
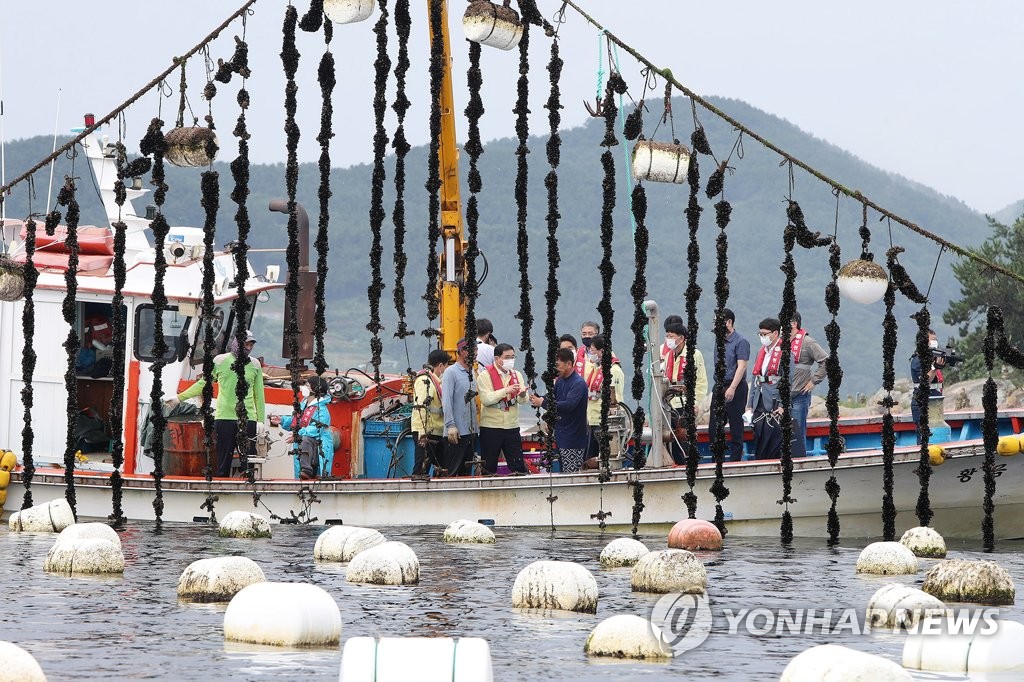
top-left (864, 583), bottom-right (948, 630)
top-left (218, 511), bottom-right (272, 539)
top-left (44, 538), bottom-right (125, 575)
top-left (346, 541), bottom-right (420, 586)
top-left (323, 0), bottom-right (376, 25)
top-left (315, 526), bottom-right (374, 562)
top-left (837, 259), bottom-right (889, 305)
top-left (443, 519), bottom-right (495, 545)
top-left (631, 139), bottom-right (692, 184)
top-left (782, 644), bottom-right (912, 681)
top-left (8, 498), bottom-right (75, 533)
top-left (55, 522), bottom-right (121, 549)
top-left (584, 614), bottom-right (672, 659)
top-left (854, 541), bottom-right (918, 575)
top-left (223, 582), bottom-right (341, 647)
top-left (599, 538), bottom-right (650, 567)
top-left (631, 549), bottom-right (707, 594)
top-left (511, 561), bottom-right (598, 614)
top-left (177, 556), bottom-right (266, 602)
top-left (461, 1), bottom-right (523, 51)
top-left (340, 637), bottom-right (494, 681)
top-left (903, 618), bottom-right (1024, 674)
top-left (0, 641), bottom-right (47, 682)
top-left (899, 526), bottom-right (946, 558)
top-left (921, 559), bottom-right (1015, 605)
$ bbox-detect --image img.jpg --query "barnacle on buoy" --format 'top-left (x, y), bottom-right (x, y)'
top-left (164, 126), bottom-right (219, 168)
top-left (462, 1), bottom-right (523, 51)
top-left (837, 258), bottom-right (888, 304)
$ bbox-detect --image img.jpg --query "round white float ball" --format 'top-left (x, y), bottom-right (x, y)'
top-left (55, 522), bottom-right (121, 549)
top-left (314, 526), bottom-right (362, 562)
top-left (218, 511), bottom-right (272, 539)
top-left (177, 556), bottom-right (266, 602)
top-left (8, 498), bottom-right (75, 533)
top-left (44, 538), bottom-right (124, 575)
top-left (223, 582), bottom-right (341, 647)
top-left (0, 641), bottom-right (47, 682)
top-left (443, 519), bottom-right (496, 545)
top-left (584, 614), bottom-right (671, 659)
top-left (346, 541), bottom-right (420, 586)
top-left (341, 637), bottom-right (494, 681)
top-left (631, 549), bottom-right (707, 594)
top-left (341, 528), bottom-right (387, 562)
top-left (855, 541), bottom-right (918, 575)
top-left (921, 559), bottom-right (1015, 605)
top-left (599, 538), bottom-right (650, 567)
top-left (511, 560), bottom-right (598, 614)
top-left (966, 619), bottom-right (1024, 673)
top-left (899, 526), bottom-right (947, 558)
top-left (865, 583), bottom-right (948, 630)
top-left (782, 644), bottom-right (912, 681)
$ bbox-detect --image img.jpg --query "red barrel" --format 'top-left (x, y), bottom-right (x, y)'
top-left (165, 418), bottom-right (214, 477)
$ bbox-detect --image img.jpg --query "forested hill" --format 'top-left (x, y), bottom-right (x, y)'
top-left (1, 96), bottom-right (990, 394)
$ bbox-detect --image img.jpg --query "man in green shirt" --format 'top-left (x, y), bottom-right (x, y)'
top-left (173, 330), bottom-right (266, 476)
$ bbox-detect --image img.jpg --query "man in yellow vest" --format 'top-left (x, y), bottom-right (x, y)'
top-left (583, 335), bottom-right (625, 458)
top-left (410, 349), bottom-right (450, 480)
top-left (477, 343), bottom-right (528, 475)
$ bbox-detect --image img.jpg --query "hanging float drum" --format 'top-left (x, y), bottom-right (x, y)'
top-left (0, 256), bottom-right (25, 302)
top-left (164, 126), bottom-right (219, 168)
top-left (631, 139), bottom-right (691, 184)
top-left (462, 1), bottom-right (524, 51)
top-left (837, 259), bottom-right (888, 304)
top-left (324, 0), bottom-right (376, 25)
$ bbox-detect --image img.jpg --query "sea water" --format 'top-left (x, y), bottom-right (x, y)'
top-left (1, 522), bottom-right (1022, 680)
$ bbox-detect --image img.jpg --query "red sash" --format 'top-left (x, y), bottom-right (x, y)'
top-left (575, 345), bottom-right (619, 377)
top-left (417, 369), bottom-right (442, 399)
top-left (486, 364), bottom-right (520, 410)
top-left (752, 329), bottom-right (807, 380)
top-left (661, 343), bottom-right (687, 383)
top-left (298, 403), bottom-right (318, 428)
top-left (584, 361), bottom-right (604, 394)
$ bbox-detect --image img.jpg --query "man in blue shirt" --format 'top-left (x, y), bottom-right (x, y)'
top-left (529, 347), bottom-right (589, 473)
top-left (708, 308), bottom-right (750, 462)
top-left (441, 338), bottom-right (479, 476)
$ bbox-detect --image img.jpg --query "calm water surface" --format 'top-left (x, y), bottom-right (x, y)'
top-left (1, 521), bottom-right (1022, 680)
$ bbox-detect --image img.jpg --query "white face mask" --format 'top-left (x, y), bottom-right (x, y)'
top-left (665, 338), bottom-right (677, 350)
top-left (300, 385), bottom-right (311, 399)
top-left (501, 358), bottom-right (515, 372)
top-left (928, 339), bottom-right (939, 350)
top-left (760, 334), bottom-right (773, 347)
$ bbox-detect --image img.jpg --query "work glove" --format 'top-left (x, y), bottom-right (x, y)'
top-left (447, 426), bottom-right (460, 444)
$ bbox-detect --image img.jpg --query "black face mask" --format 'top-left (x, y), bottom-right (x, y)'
top-left (581, 337), bottom-right (594, 348)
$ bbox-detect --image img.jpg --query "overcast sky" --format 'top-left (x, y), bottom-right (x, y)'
top-left (2, 1), bottom-right (1022, 213)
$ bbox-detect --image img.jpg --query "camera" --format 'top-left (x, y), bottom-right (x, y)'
top-left (932, 341), bottom-right (963, 368)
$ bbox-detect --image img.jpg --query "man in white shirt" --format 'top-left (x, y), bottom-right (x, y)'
top-left (475, 318), bottom-right (495, 368)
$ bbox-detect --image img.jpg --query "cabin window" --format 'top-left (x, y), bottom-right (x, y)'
top-left (189, 301), bottom-right (233, 365)
top-left (134, 305), bottom-right (190, 362)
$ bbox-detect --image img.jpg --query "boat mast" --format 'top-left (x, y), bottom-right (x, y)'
top-left (428, 0), bottom-right (467, 354)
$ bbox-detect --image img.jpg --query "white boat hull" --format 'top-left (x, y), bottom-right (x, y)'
top-left (5, 440), bottom-right (1022, 540)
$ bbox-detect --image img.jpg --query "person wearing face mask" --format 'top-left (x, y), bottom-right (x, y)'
top-left (910, 328), bottom-right (946, 439)
top-left (477, 343), bottom-right (529, 475)
top-left (786, 311), bottom-right (828, 459)
top-left (707, 308), bottom-right (750, 462)
top-left (410, 349), bottom-right (450, 479)
top-left (661, 321), bottom-right (708, 465)
top-left (171, 330), bottom-right (265, 477)
top-left (270, 376), bottom-right (333, 480)
top-left (575, 321), bottom-right (602, 376)
top-left (582, 335), bottom-right (627, 458)
top-left (746, 318), bottom-right (786, 459)
top-left (441, 338), bottom-right (480, 476)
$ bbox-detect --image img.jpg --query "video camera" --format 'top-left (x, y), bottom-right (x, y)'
top-left (932, 340), bottom-right (964, 368)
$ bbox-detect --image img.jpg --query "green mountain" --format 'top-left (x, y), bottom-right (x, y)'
top-left (993, 199), bottom-right (1024, 225)
top-left (0, 95), bottom-right (990, 396)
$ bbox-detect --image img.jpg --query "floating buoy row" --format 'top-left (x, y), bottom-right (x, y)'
top-left (314, 526), bottom-right (387, 562)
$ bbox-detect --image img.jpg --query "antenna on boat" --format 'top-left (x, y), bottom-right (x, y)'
top-left (46, 89), bottom-right (62, 212)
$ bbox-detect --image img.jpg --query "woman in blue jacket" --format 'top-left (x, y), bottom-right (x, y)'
top-left (270, 376), bottom-right (334, 479)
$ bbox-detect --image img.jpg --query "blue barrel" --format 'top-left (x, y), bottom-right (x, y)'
top-left (362, 415), bottom-right (414, 478)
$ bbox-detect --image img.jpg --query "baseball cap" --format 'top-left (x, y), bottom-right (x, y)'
top-left (456, 338), bottom-right (470, 351)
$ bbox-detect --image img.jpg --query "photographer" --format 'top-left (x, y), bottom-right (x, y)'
top-left (909, 329), bottom-right (951, 438)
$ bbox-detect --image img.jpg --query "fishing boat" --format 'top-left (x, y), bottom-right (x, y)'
top-left (2, 0), bottom-right (1023, 540)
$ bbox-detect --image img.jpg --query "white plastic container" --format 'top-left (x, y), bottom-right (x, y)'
top-left (632, 139), bottom-right (691, 184)
top-left (324, 0), bottom-right (376, 25)
top-left (339, 637), bottom-right (493, 681)
top-left (462, 1), bottom-right (523, 51)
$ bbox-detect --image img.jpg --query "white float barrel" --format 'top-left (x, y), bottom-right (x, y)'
top-left (178, 556), bottom-right (266, 602)
top-left (443, 519), bottom-right (495, 544)
top-left (339, 637), bottom-right (493, 682)
top-left (865, 583), bottom-right (947, 630)
top-left (782, 644), bottom-right (912, 681)
top-left (631, 139), bottom-right (691, 184)
top-left (324, 0), bottom-right (376, 25)
top-left (462, 1), bottom-right (523, 51)
top-left (899, 526), bottom-right (946, 558)
top-left (584, 615), bottom-right (671, 659)
top-left (224, 582), bottom-right (341, 646)
top-left (855, 541), bottom-right (918, 575)
top-left (921, 559), bottom-right (1015, 605)
top-left (218, 511), bottom-right (272, 539)
top-left (631, 549), bottom-right (707, 594)
top-left (511, 561), bottom-right (598, 613)
top-left (55, 522), bottom-right (121, 548)
top-left (346, 541), bottom-right (419, 585)
top-left (44, 538), bottom-right (125, 575)
top-left (0, 641), bottom-right (47, 682)
top-left (599, 538), bottom-right (649, 567)
top-left (8, 498), bottom-right (75, 533)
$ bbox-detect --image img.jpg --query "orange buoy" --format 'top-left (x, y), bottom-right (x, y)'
top-left (667, 519), bottom-right (723, 551)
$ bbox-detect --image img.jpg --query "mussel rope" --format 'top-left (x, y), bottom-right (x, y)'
top-left (139, 118), bottom-right (170, 521)
top-left (513, 26), bottom-right (536, 389)
top-left (707, 165), bottom-right (732, 535)
top-left (18, 215), bottom-right (38, 509)
top-left (282, 4), bottom-right (303, 473)
top-left (982, 307), bottom-right (1000, 550)
top-left (681, 148), bottom-right (702, 519)
top-left (823, 202), bottom-right (844, 542)
top-left (776, 216), bottom-right (797, 543)
top-left (423, 0), bottom-right (443, 331)
top-left (53, 176), bottom-right (81, 517)
top-left (107, 136), bottom-right (130, 525)
top-left (367, 0), bottom-right (391, 405)
top-left (314, 21), bottom-right (335, 377)
top-left (299, 0), bottom-right (324, 32)
top-left (463, 41), bottom-right (483, 372)
top-left (199, 169), bottom-right (220, 521)
top-left (541, 38), bottom-right (563, 528)
top-left (627, 183), bottom-right (649, 537)
top-left (391, 0), bottom-right (413, 355)
top-left (880, 278), bottom-right (899, 541)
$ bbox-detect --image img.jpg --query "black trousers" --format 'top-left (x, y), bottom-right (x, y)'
top-left (442, 434), bottom-right (476, 477)
top-left (708, 380), bottom-right (749, 462)
top-left (413, 433), bottom-right (443, 475)
top-left (479, 426), bottom-right (526, 474)
top-left (214, 419), bottom-right (256, 477)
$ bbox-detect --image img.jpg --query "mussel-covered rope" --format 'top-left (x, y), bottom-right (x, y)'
top-left (18, 215), bottom-right (39, 509)
top-left (821, 194), bottom-right (844, 542)
top-left (514, 25), bottom-right (537, 391)
top-left (314, 21), bottom-right (335, 377)
top-left (982, 307), bottom-right (1000, 550)
top-left (53, 175), bottom-right (81, 517)
top-left (391, 0), bottom-right (413, 358)
top-left (199, 169), bottom-right (220, 520)
top-left (681, 135), bottom-right (702, 519)
top-left (367, 0), bottom-right (391, 407)
top-left (627, 181), bottom-right (649, 536)
top-left (299, 0), bottom-right (325, 32)
top-left (423, 0), bottom-right (444, 332)
top-left (776, 200), bottom-right (797, 543)
top-left (463, 41), bottom-right (484, 373)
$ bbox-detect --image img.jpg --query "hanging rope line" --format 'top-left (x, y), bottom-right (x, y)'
top-left (823, 193), bottom-right (844, 543)
top-left (199, 169), bottom-right (220, 521)
top-left (423, 0), bottom-right (444, 332)
top-left (681, 121), bottom-right (703, 520)
top-left (514, 25), bottom-right (537, 392)
top-left (18, 215), bottom-right (38, 510)
top-left (54, 175), bottom-right (81, 517)
top-left (314, 21), bottom-right (335, 377)
top-left (627, 179), bottom-right (649, 537)
top-left (367, 0), bottom-right (391, 407)
top-left (556, 0), bottom-right (1024, 289)
top-left (880, 275), bottom-right (898, 539)
top-left (776, 197), bottom-right (797, 543)
top-left (463, 40), bottom-right (484, 373)
top-left (391, 0), bottom-right (413, 359)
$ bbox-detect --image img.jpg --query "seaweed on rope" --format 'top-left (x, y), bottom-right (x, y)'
top-left (422, 0), bottom-right (444, 333)
top-left (18, 215), bottom-right (39, 510)
top-left (108, 138), bottom-right (131, 525)
top-left (314, 20), bottom-right (335, 377)
top-left (681, 134), bottom-right (702, 520)
top-left (823, 195), bottom-right (844, 542)
top-left (54, 175), bottom-right (82, 518)
top-left (391, 0), bottom-right (413, 354)
top-left (514, 25), bottom-right (536, 392)
top-left (463, 40), bottom-right (484, 374)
